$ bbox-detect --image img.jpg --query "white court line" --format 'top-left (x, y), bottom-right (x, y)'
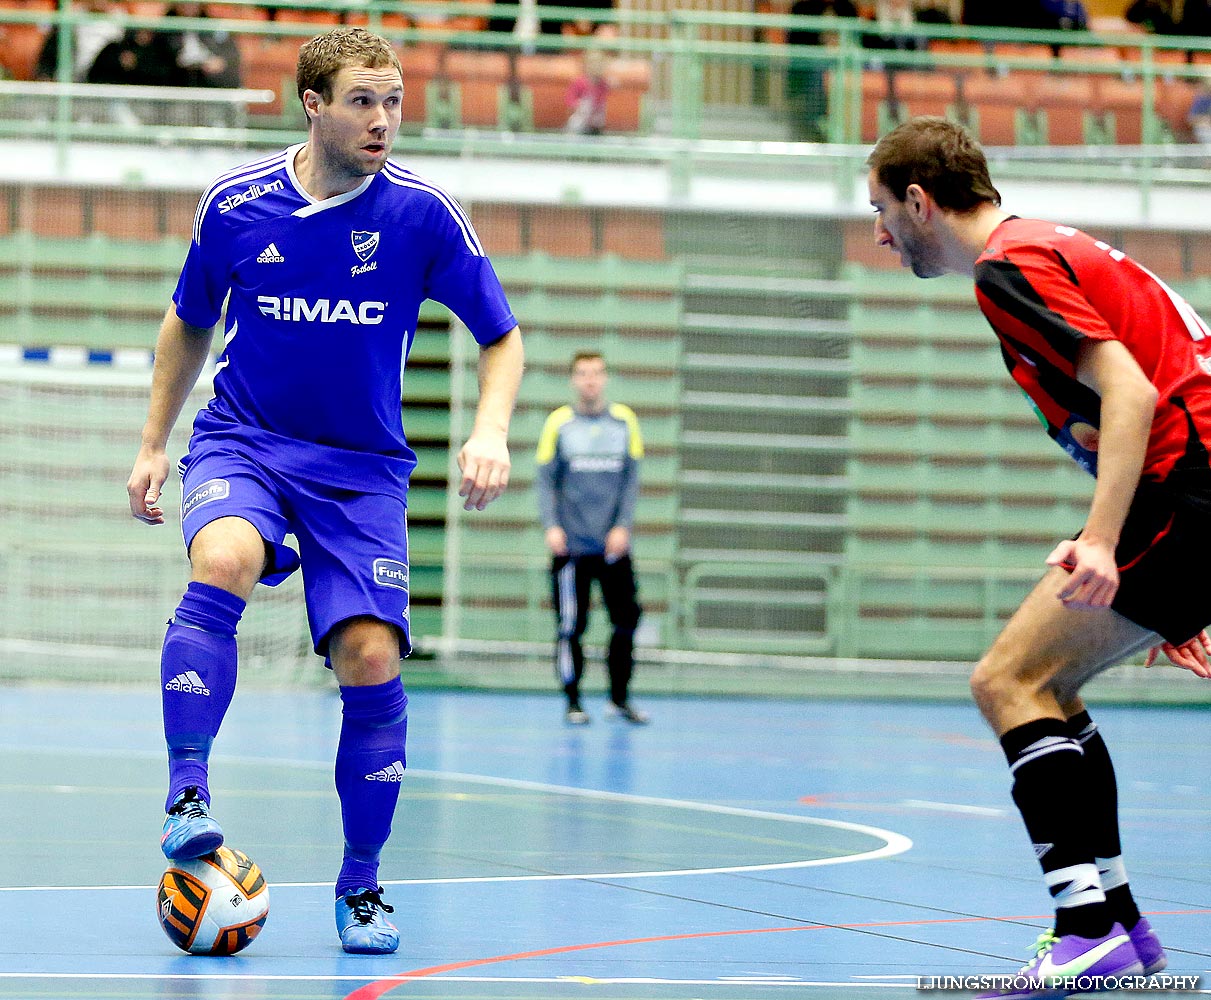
top-left (0, 973), bottom-right (911, 988)
top-left (899, 799), bottom-right (1007, 817)
top-left (0, 759), bottom-right (912, 892)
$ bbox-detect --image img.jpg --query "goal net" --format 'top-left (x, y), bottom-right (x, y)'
top-left (0, 361), bottom-right (317, 685)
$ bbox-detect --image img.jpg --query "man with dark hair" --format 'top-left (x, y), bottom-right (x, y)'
top-left (536, 352), bottom-right (648, 725)
top-left (127, 26), bottom-right (523, 953)
top-left (867, 115), bottom-right (1211, 996)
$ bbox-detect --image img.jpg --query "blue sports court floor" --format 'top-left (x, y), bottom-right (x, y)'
top-left (1, 683), bottom-right (1209, 999)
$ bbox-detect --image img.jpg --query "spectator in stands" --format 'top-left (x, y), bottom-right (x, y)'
top-left (863, 0), bottom-right (930, 54)
top-left (34, 0), bottom-right (123, 82)
top-left (164, 3), bottom-right (241, 90)
top-left (536, 352), bottom-right (648, 727)
top-left (84, 22), bottom-right (177, 125)
top-left (86, 26), bottom-right (178, 87)
top-left (1187, 83), bottom-right (1211, 141)
top-left (538, 0), bottom-right (611, 37)
top-left (963, 0), bottom-right (1087, 30)
top-left (565, 48), bottom-right (610, 135)
top-left (1127, 0), bottom-right (1211, 46)
top-left (914, 0), bottom-right (956, 25)
top-left (786, 0), bottom-right (858, 141)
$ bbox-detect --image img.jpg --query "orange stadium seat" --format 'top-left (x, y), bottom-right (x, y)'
top-left (959, 72), bottom-right (1025, 146)
top-left (891, 71), bottom-right (957, 119)
top-left (1094, 77), bottom-right (1144, 144)
top-left (527, 206), bottom-right (593, 257)
top-left (1156, 78), bottom-right (1197, 139)
top-left (1058, 45), bottom-right (1123, 66)
top-left (443, 48), bottom-right (510, 127)
top-left (240, 38), bottom-right (299, 115)
top-left (0, 22), bottom-right (47, 80)
top-left (205, 3), bottom-right (270, 19)
top-left (164, 190), bottom-right (200, 240)
top-left (858, 70), bottom-right (958, 143)
top-left (1033, 73), bottom-right (1096, 144)
top-left (125, 1), bottom-right (168, 16)
top-left (24, 186), bottom-right (86, 239)
top-left (273, 7), bottom-right (341, 25)
top-left (990, 42), bottom-right (1053, 81)
top-left (409, 0), bottom-right (484, 31)
top-left (1116, 43), bottom-right (1187, 70)
top-left (399, 44), bottom-right (441, 123)
top-left (516, 53), bottom-right (579, 129)
top-left (860, 69), bottom-right (889, 142)
top-left (601, 210), bottom-right (665, 260)
top-left (92, 192), bottom-right (161, 240)
top-left (928, 37), bottom-right (987, 59)
top-left (471, 204), bottom-right (523, 255)
top-left (604, 57), bottom-right (649, 132)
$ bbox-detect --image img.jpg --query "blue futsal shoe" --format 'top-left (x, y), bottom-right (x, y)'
top-left (160, 786), bottom-right (224, 861)
top-left (336, 886), bottom-right (400, 954)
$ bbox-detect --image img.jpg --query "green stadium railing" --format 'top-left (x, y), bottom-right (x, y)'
top-left (7, 3), bottom-right (1211, 165)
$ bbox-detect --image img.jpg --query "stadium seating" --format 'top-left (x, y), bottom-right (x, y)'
top-left (441, 48), bottom-right (510, 128)
top-left (0, 20), bottom-right (45, 80)
top-left (516, 52), bottom-right (578, 130)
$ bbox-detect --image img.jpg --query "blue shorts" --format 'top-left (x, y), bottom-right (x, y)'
top-left (178, 446), bottom-right (411, 659)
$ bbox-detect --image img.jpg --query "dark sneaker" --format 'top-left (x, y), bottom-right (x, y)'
top-left (161, 786), bottom-right (224, 861)
top-left (607, 702), bottom-right (650, 725)
top-left (977, 924), bottom-right (1142, 998)
top-left (336, 886), bottom-right (399, 954)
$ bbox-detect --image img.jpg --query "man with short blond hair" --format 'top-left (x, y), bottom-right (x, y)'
top-left (127, 26), bottom-right (523, 953)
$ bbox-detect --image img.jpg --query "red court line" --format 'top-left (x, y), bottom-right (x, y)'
top-left (340, 909), bottom-right (1210, 1000)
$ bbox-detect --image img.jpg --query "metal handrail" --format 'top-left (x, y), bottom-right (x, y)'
top-left (5, 4), bottom-right (1211, 191)
top-left (0, 80), bottom-right (274, 105)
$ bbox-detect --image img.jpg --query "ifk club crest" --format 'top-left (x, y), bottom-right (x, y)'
top-left (352, 230), bottom-right (380, 262)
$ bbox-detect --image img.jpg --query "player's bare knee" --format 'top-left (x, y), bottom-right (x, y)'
top-left (969, 651), bottom-right (1023, 719)
top-left (331, 620), bottom-right (401, 685)
top-left (190, 545), bottom-right (261, 597)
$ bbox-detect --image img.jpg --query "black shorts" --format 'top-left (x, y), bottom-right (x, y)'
top-left (1097, 481), bottom-right (1211, 645)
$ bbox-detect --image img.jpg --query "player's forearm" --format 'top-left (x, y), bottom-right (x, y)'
top-left (1080, 352), bottom-right (1158, 548)
top-left (1083, 390), bottom-right (1155, 548)
top-left (140, 306), bottom-right (214, 451)
top-left (472, 326), bottom-right (523, 439)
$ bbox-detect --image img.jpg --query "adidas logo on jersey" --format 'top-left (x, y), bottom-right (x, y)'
top-left (257, 243), bottom-right (285, 264)
top-left (365, 761), bottom-right (406, 782)
top-left (165, 670), bottom-right (210, 696)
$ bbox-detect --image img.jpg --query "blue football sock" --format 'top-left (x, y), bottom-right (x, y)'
top-left (334, 677), bottom-right (408, 897)
top-left (161, 582), bottom-right (244, 811)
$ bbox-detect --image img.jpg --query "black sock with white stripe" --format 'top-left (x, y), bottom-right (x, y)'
top-left (1001, 718), bottom-right (1114, 940)
top-left (1068, 709), bottom-right (1141, 931)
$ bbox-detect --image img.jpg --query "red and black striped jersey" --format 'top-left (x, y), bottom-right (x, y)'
top-left (974, 217), bottom-right (1211, 491)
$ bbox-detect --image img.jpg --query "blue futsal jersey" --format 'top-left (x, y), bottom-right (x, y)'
top-left (174, 143), bottom-right (517, 491)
